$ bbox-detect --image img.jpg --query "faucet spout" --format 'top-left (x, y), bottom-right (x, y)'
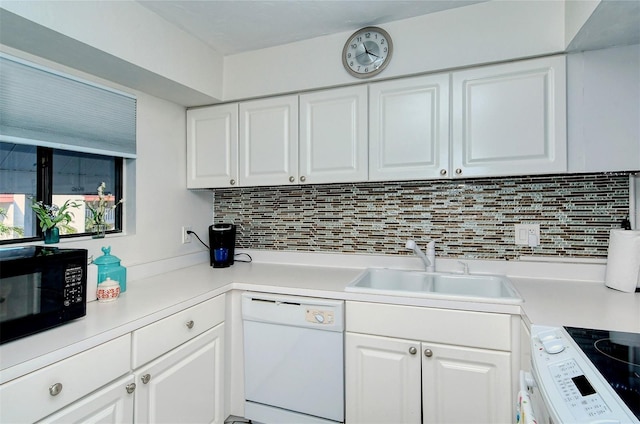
top-left (406, 239), bottom-right (435, 272)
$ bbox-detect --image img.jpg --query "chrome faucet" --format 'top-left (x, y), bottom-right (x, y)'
top-left (405, 239), bottom-right (435, 272)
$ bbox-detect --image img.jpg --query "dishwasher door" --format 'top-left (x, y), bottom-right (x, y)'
top-left (242, 292), bottom-right (344, 423)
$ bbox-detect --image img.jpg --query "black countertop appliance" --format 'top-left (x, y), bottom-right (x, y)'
top-left (209, 223), bottom-right (236, 268)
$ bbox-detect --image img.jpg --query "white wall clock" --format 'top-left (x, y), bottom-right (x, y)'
top-left (342, 26), bottom-right (393, 79)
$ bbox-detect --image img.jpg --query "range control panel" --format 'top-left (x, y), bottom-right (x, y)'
top-left (548, 359), bottom-right (611, 421)
top-left (305, 309), bottom-right (335, 325)
top-left (530, 325), bottom-right (636, 424)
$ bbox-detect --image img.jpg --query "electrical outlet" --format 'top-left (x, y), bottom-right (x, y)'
top-left (514, 224), bottom-right (540, 246)
top-left (182, 226), bottom-right (192, 244)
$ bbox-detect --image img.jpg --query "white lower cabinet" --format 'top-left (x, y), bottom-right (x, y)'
top-left (134, 324), bottom-right (225, 424)
top-left (132, 295), bottom-right (226, 424)
top-left (38, 375), bottom-right (135, 424)
top-left (0, 335), bottom-right (131, 424)
top-left (345, 333), bottom-right (422, 424)
top-left (345, 301), bottom-right (513, 424)
top-left (1, 295), bottom-right (226, 424)
top-left (421, 342), bottom-right (511, 424)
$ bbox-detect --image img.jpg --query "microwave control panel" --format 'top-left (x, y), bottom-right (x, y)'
top-left (63, 266), bottom-right (84, 306)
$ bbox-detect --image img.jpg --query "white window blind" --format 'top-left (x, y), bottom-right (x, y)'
top-left (0, 54), bottom-right (136, 158)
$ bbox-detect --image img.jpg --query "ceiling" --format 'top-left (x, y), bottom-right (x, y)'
top-left (136, 0), bottom-right (485, 55)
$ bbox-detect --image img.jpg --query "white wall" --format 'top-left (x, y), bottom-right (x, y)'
top-left (567, 44), bottom-right (640, 173)
top-left (564, 0), bottom-right (599, 46)
top-left (0, 0), bottom-right (224, 105)
top-left (1, 45), bottom-right (214, 267)
top-left (223, 0), bottom-right (566, 100)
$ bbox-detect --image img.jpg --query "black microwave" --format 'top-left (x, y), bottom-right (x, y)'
top-left (0, 246), bottom-right (88, 344)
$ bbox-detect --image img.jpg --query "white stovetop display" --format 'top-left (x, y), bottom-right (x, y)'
top-left (1, 249), bottom-right (638, 384)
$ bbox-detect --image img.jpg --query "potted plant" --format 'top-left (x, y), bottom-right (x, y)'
top-left (30, 199), bottom-right (82, 244)
top-left (85, 182), bottom-right (123, 238)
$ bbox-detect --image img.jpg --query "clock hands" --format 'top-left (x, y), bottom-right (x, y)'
top-left (357, 42), bottom-right (381, 65)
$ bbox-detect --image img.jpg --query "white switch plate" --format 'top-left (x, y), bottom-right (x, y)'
top-left (514, 224), bottom-right (540, 246)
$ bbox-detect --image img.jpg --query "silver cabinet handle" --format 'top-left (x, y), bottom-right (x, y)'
top-left (440, 169), bottom-right (447, 176)
top-left (424, 348), bottom-right (433, 357)
top-left (185, 320), bottom-right (194, 329)
top-left (141, 374), bottom-right (151, 384)
top-left (229, 179), bottom-right (236, 186)
top-left (409, 346), bottom-right (417, 355)
top-left (455, 168), bottom-right (462, 175)
top-left (300, 176), bottom-right (306, 182)
top-left (289, 176), bottom-right (295, 183)
top-left (49, 382), bottom-right (63, 396)
top-left (126, 383), bottom-right (136, 394)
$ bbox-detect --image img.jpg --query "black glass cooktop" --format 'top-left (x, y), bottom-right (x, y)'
top-left (565, 326), bottom-right (640, 419)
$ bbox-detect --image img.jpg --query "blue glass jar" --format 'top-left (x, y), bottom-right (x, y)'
top-left (94, 246), bottom-right (127, 292)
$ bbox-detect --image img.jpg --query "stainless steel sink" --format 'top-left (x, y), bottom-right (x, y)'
top-left (345, 268), bottom-right (523, 303)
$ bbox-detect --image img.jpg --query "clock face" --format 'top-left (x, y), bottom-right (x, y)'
top-left (342, 27), bottom-right (393, 78)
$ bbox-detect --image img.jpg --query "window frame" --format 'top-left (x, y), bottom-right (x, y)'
top-left (0, 146), bottom-right (124, 245)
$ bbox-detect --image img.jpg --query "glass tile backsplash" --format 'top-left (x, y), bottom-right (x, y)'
top-left (214, 173), bottom-right (631, 259)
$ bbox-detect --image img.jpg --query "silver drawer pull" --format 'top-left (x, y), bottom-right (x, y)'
top-left (141, 374), bottom-right (151, 384)
top-left (289, 176), bottom-right (295, 183)
top-left (409, 346), bottom-right (417, 355)
top-left (424, 348), bottom-right (433, 357)
top-left (126, 383), bottom-right (136, 394)
top-left (49, 382), bottom-right (63, 396)
top-left (186, 320), bottom-right (194, 329)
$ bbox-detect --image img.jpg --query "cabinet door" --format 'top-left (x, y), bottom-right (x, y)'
top-left (369, 74), bottom-right (450, 181)
top-left (37, 375), bottom-right (134, 424)
top-left (345, 333), bottom-right (421, 424)
top-left (186, 104), bottom-right (238, 188)
top-left (299, 86), bottom-right (368, 184)
top-left (452, 55), bottom-right (567, 178)
top-left (421, 342), bottom-right (512, 424)
top-left (134, 324), bottom-right (225, 424)
top-left (239, 96), bottom-right (298, 186)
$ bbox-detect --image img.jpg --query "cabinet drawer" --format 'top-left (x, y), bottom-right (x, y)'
top-left (132, 294), bottom-right (225, 368)
top-left (346, 301), bottom-right (511, 351)
top-left (0, 334), bottom-right (131, 423)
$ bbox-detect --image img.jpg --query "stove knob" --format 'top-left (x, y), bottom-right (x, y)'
top-left (543, 339), bottom-right (565, 354)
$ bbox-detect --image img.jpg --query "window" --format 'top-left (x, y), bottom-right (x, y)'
top-left (0, 142), bottom-right (123, 243)
top-left (0, 53), bottom-right (135, 244)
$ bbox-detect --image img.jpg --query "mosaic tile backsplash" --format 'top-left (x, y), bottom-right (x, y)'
top-left (214, 173), bottom-right (631, 260)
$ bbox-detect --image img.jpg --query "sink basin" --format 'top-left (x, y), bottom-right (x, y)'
top-left (345, 268), bottom-right (523, 304)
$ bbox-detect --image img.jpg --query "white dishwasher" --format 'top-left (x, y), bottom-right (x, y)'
top-left (242, 292), bottom-right (345, 424)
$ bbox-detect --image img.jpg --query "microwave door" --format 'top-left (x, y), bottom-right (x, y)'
top-left (0, 273), bottom-right (41, 323)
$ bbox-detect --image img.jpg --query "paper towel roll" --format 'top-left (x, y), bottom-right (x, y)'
top-left (605, 229), bottom-right (640, 293)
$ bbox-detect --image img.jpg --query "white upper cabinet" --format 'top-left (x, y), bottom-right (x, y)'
top-left (568, 44), bottom-right (640, 173)
top-left (186, 104), bottom-right (238, 189)
top-left (187, 55), bottom-right (572, 188)
top-left (239, 96), bottom-right (299, 186)
top-left (299, 86), bottom-right (368, 184)
top-left (369, 74), bottom-right (450, 181)
top-left (451, 55), bottom-right (567, 178)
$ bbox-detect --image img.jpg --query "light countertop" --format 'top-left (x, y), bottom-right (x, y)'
top-left (1, 253), bottom-right (639, 384)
